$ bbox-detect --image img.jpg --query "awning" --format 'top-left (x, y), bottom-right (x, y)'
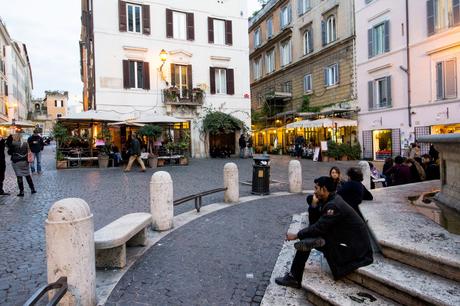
top-left (0, 120), bottom-right (36, 128)
top-left (286, 120), bottom-right (311, 129)
top-left (301, 118), bottom-right (357, 128)
top-left (133, 114), bottom-right (186, 124)
top-left (58, 110), bottom-right (123, 122)
top-left (107, 121), bottom-right (145, 127)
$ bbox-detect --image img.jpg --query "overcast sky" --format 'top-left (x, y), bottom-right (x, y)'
top-left (0, 0), bottom-right (262, 103)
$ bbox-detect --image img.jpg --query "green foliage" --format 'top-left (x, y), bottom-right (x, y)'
top-left (202, 111), bottom-right (244, 135)
top-left (97, 125), bottom-right (112, 156)
top-left (52, 123), bottom-right (69, 144)
top-left (56, 150), bottom-right (65, 161)
top-left (326, 141), bottom-right (362, 160)
top-left (138, 124), bottom-right (162, 139)
top-left (299, 95), bottom-right (322, 113)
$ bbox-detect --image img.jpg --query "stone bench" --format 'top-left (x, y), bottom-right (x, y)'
top-left (94, 212), bottom-right (152, 268)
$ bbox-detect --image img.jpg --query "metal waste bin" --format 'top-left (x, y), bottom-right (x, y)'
top-left (252, 155), bottom-right (270, 195)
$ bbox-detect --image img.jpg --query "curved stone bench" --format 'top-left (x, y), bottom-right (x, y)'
top-left (95, 212), bottom-right (152, 268)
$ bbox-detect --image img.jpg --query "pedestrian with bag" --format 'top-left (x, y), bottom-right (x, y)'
top-left (124, 133), bottom-right (146, 172)
top-left (0, 135), bottom-right (10, 195)
top-left (8, 133), bottom-right (36, 197)
top-left (27, 129), bottom-right (44, 174)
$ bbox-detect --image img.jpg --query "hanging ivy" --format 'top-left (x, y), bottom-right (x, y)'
top-left (202, 111), bottom-right (244, 135)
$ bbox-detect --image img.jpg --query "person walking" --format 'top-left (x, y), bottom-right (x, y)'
top-left (0, 136), bottom-right (10, 195)
top-left (239, 134), bottom-right (246, 158)
top-left (247, 134), bottom-right (253, 158)
top-left (27, 129), bottom-right (44, 174)
top-left (8, 134), bottom-right (36, 197)
top-left (124, 133), bottom-right (146, 172)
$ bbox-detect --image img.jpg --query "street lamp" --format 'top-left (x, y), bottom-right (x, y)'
top-left (159, 49), bottom-right (168, 84)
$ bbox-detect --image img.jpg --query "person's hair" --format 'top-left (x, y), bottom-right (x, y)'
top-left (384, 157), bottom-right (393, 165)
top-left (411, 143), bottom-right (416, 148)
top-left (346, 167), bottom-right (364, 182)
top-left (394, 155), bottom-right (404, 164)
top-left (314, 176), bottom-right (336, 192)
top-left (12, 133), bottom-right (21, 142)
top-left (368, 162), bottom-right (374, 169)
top-left (422, 154), bottom-right (431, 159)
top-left (329, 166), bottom-right (341, 178)
top-left (33, 129), bottom-right (40, 134)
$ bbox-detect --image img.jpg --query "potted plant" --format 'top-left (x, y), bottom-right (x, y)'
top-left (192, 87), bottom-right (205, 103)
top-left (96, 126), bottom-right (112, 168)
top-left (177, 132), bottom-right (191, 165)
top-left (164, 86), bottom-right (180, 102)
top-left (52, 123), bottom-right (69, 168)
top-left (56, 151), bottom-right (67, 169)
top-left (138, 124), bottom-right (162, 168)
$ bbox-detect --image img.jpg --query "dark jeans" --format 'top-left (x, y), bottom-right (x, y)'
top-left (0, 161), bottom-right (5, 192)
top-left (290, 238), bottom-right (325, 283)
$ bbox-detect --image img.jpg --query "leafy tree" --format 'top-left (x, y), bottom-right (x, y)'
top-left (138, 124), bottom-right (162, 154)
top-left (202, 111), bottom-right (244, 135)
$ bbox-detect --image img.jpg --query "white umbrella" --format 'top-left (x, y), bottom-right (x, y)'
top-left (301, 118), bottom-right (357, 128)
top-left (286, 120), bottom-right (311, 129)
top-left (133, 114), bottom-right (186, 124)
top-left (59, 110), bottom-right (123, 122)
top-left (107, 121), bottom-right (145, 127)
top-left (0, 120), bottom-right (36, 128)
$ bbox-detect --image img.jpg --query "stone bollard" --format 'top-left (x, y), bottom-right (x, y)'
top-left (289, 160), bottom-right (302, 193)
top-left (224, 162), bottom-right (239, 203)
top-left (46, 198), bottom-right (96, 306)
top-left (359, 160), bottom-right (371, 190)
top-left (150, 171), bottom-right (173, 231)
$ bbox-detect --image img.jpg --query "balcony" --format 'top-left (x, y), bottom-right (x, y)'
top-left (163, 87), bottom-right (204, 106)
top-left (265, 82), bottom-right (292, 102)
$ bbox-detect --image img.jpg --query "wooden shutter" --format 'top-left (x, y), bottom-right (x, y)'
top-left (208, 17), bottom-right (214, 43)
top-left (287, 3), bottom-right (292, 24)
top-left (391, 129), bottom-right (401, 157)
top-left (368, 28), bottom-right (373, 58)
top-left (436, 62), bottom-right (443, 99)
top-left (210, 67), bottom-right (216, 94)
top-left (187, 65), bottom-right (193, 93)
top-left (321, 20), bottom-right (326, 46)
top-left (335, 64), bottom-right (339, 84)
top-left (384, 20), bottom-right (390, 52)
top-left (226, 68), bottom-right (235, 95)
top-left (308, 28), bottom-right (313, 52)
top-left (427, 0), bottom-right (435, 36)
top-left (368, 81), bottom-right (374, 110)
top-left (166, 9), bottom-right (173, 38)
top-left (143, 62), bottom-right (150, 90)
top-left (225, 20), bottom-right (233, 45)
top-left (362, 130), bottom-right (373, 160)
top-left (324, 67), bottom-right (328, 86)
top-left (445, 59), bottom-right (456, 98)
top-left (170, 64), bottom-right (176, 86)
top-left (119, 0), bottom-right (127, 32)
top-left (454, 0), bottom-right (460, 25)
top-left (186, 13), bottom-right (195, 40)
top-left (142, 5), bottom-right (150, 35)
top-left (386, 76), bottom-right (392, 106)
top-left (123, 60), bottom-right (130, 88)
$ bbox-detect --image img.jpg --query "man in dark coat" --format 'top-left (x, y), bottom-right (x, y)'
top-left (239, 134), bottom-right (246, 158)
top-left (275, 176), bottom-right (373, 288)
top-left (124, 133), bottom-right (146, 172)
top-left (0, 136), bottom-right (10, 195)
top-left (384, 155), bottom-right (412, 185)
top-left (337, 167), bottom-right (373, 220)
top-left (27, 129), bottom-right (44, 174)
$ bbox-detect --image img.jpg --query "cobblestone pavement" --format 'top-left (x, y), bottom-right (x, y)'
top-left (106, 195), bottom-right (307, 306)
top-left (0, 144), bottom-right (357, 305)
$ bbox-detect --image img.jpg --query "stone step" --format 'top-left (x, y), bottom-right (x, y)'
top-left (347, 255), bottom-right (460, 306)
top-left (301, 250), bottom-right (399, 306)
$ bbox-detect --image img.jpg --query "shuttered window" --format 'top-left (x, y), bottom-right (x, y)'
top-left (119, 1), bottom-right (150, 35)
top-left (266, 17), bottom-right (273, 39)
top-left (207, 18), bottom-right (232, 45)
top-left (127, 3), bottom-right (142, 33)
top-left (368, 21), bottom-right (390, 58)
top-left (298, 0), bottom-right (311, 16)
top-left (266, 49), bottom-right (275, 74)
top-left (324, 63), bottom-right (339, 87)
top-left (303, 29), bottom-right (313, 55)
top-left (280, 4), bottom-right (292, 29)
top-left (436, 59), bottom-right (457, 100)
top-left (166, 10), bottom-right (194, 40)
top-left (326, 15), bottom-right (336, 44)
top-left (122, 60), bottom-right (150, 90)
top-left (173, 11), bottom-right (187, 39)
top-left (303, 74), bottom-right (312, 93)
top-left (214, 19), bottom-right (225, 44)
top-left (253, 57), bottom-right (262, 80)
top-left (280, 39), bottom-right (292, 66)
top-left (172, 64), bottom-right (191, 98)
top-left (209, 67), bottom-right (234, 95)
top-left (368, 76), bottom-right (392, 109)
top-left (254, 28), bottom-right (261, 48)
top-left (427, 0), bottom-right (460, 36)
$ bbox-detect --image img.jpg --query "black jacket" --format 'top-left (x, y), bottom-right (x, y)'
top-left (302, 193), bottom-right (373, 279)
top-left (239, 136), bottom-right (246, 148)
top-left (28, 135), bottom-right (44, 153)
top-left (337, 181), bottom-right (373, 220)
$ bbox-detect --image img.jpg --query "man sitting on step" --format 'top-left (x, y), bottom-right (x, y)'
top-left (275, 176), bottom-right (373, 288)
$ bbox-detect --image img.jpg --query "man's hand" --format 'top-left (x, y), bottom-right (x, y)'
top-left (310, 195), bottom-right (319, 208)
top-left (286, 233), bottom-right (298, 241)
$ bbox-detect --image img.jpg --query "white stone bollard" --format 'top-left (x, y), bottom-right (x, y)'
top-left (289, 160), bottom-right (302, 193)
top-left (46, 198), bottom-right (96, 306)
top-left (359, 160), bottom-right (371, 190)
top-left (224, 162), bottom-right (239, 203)
top-left (150, 171), bottom-right (173, 231)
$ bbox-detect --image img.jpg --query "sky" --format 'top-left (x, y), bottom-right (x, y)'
top-left (0, 0), bottom-right (262, 106)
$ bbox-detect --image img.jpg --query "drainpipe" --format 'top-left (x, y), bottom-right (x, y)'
top-left (406, 0), bottom-right (412, 127)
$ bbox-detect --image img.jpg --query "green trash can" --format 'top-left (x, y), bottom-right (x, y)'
top-left (252, 155), bottom-right (270, 195)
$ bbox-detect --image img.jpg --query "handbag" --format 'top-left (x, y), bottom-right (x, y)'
top-left (27, 144), bottom-right (34, 163)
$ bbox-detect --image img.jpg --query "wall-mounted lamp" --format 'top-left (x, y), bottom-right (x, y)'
top-left (159, 49), bottom-right (168, 84)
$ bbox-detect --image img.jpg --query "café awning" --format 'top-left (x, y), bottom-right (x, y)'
top-left (286, 120), bottom-right (311, 129)
top-left (133, 114), bottom-right (186, 124)
top-left (300, 118), bottom-right (357, 128)
top-left (0, 120), bottom-right (36, 128)
top-left (59, 110), bottom-right (123, 122)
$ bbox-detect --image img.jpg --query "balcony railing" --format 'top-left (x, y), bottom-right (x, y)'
top-left (163, 88), bottom-right (204, 106)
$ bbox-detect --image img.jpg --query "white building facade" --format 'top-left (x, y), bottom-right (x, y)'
top-left (356, 0), bottom-right (460, 160)
top-left (81, 0), bottom-right (251, 158)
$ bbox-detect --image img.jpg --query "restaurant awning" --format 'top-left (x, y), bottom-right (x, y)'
top-left (299, 118), bottom-right (357, 128)
top-left (286, 120), bottom-right (311, 129)
top-left (133, 114), bottom-right (186, 124)
top-left (59, 110), bottom-right (123, 122)
top-left (0, 120), bottom-right (36, 128)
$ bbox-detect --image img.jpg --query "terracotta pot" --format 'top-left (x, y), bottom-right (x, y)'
top-left (179, 157), bottom-right (188, 165)
top-left (157, 159), bottom-right (165, 167)
top-left (341, 155), bottom-right (349, 161)
top-left (98, 155), bottom-right (109, 168)
top-left (148, 157), bottom-right (158, 168)
top-left (56, 160), bottom-right (68, 169)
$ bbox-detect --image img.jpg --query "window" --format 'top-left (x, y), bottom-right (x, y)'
top-left (368, 76), bottom-right (392, 110)
top-left (280, 4), bottom-right (292, 29)
top-left (123, 60), bottom-right (150, 90)
top-left (57, 114), bottom-right (62, 118)
top-left (427, 0), bottom-right (460, 35)
top-left (254, 28), bottom-right (262, 47)
top-left (298, 0), bottom-right (311, 16)
top-left (365, 0), bottom-right (374, 4)
top-left (324, 63), bottom-right (339, 87)
top-left (267, 17), bottom-right (273, 38)
top-left (436, 59), bottom-right (457, 100)
top-left (173, 11), bottom-right (187, 39)
top-left (54, 100), bottom-right (57, 107)
top-left (254, 57), bottom-right (262, 80)
top-left (303, 74), bottom-right (312, 92)
top-left (303, 29), bottom-right (313, 55)
top-left (214, 19), bottom-right (226, 44)
top-left (266, 49), bottom-right (275, 74)
top-left (173, 65), bottom-right (189, 98)
top-left (282, 80), bottom-right (292, 93)
top-left (368, 21), bottom-right (389, 58)
top-left (215, 68), bottom-right (227, 94)
top-left (280, 39), bottom-right (292, 67)
top-left (127, 3), bottom-right (142, 33)
top-left (326, 15), bottom-right (336, 44)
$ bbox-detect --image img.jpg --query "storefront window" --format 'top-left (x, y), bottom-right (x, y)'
top-left (373, 129), bottom-right (392, 160)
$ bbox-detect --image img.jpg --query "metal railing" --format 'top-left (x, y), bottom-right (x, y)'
top-left (174, 187), bottom-right (227, 212)
top-left (24, 277), bottom-right (68, 306)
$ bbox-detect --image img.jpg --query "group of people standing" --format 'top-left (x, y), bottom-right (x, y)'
top-left (0, 129), bottom-right (44, 197)
top-left (238, 134), bottom-right (253, 158)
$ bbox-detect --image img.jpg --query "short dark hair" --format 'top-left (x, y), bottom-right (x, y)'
top-left (347, 167), bottom-right (363, 182)
top-left (394, 155), bottom-right (404, 164)
top-left (422, 154), bottom-right (431, 159)
top-left (314, 176), bottom-right (336, 192)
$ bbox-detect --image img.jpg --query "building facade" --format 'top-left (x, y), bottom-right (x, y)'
top-left (0, 19), bottom-right (11, 124)
top-left (356, 0), bottom-right (460, 160)
top-left (44, 90), bottom-right (68, 120)
top-left (249, 0), bottom-right (357, 153)
top-left (80, 0), bottom-right (251, 158)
